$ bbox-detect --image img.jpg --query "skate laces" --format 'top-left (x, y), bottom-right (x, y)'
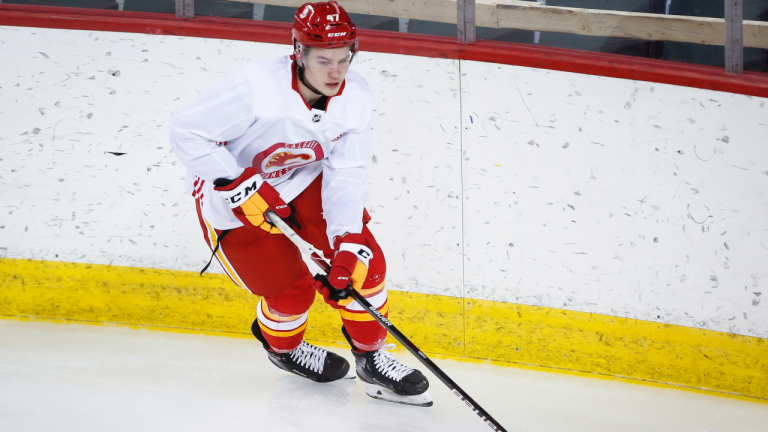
top-left (372, 344), bottom-right (413, 381)
top-left (290, 341), bottom-right (327, 373)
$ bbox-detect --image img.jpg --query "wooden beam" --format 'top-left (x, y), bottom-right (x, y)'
top-left (493, 1), bottom-right (768, 49)
top-left (234, 0), bottom-right (459, 24)
top-left (229, 0), bottom-right (768, 49)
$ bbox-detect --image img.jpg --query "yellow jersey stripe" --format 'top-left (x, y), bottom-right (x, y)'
top-left (203, 219), bottom-right (247, 290)
top-left (358, 279), bottom-right (386, 297)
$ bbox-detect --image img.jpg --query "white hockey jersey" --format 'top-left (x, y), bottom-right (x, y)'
top-left (169, 55), bottom-right (373, 244)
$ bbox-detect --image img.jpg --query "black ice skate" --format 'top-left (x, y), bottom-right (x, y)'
top-left (352, 343), bottom-right (432, 407)
top-left (252, 319), bottom-right (353, 383)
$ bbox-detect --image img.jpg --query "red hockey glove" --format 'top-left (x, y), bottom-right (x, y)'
top-left (311, 274), bottom-right (353, 309)
top-left (328, 233), bottom-right (373, 291)
top-left (214, 167), bottom-right (290, 234)
top-left (312, 233), bottom-right (372, 309)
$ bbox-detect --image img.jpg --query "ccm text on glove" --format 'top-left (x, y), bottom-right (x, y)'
top-left (214, 167), bottom-right (291, 234)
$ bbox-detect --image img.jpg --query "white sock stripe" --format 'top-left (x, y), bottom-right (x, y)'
top-left (344, 287), bottom-right (387, 312)
top-left (256, 299), bottom-right (308, 331)
top-left (338, 242), bottom-right (373, 267)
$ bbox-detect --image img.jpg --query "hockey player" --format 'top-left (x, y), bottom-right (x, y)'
top-left (169, 1), bottom-right (430, 406)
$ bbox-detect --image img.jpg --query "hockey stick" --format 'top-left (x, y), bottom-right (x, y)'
top-left (266, 210), bottom-right (508, 432)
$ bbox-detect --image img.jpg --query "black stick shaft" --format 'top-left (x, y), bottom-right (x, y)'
top-left (265, 211), bottom-right (508, 431)
top-left (309, 252), bottom-right (507, 432)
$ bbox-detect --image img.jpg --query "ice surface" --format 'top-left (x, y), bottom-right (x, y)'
top-left (0, 319), bottom-right (766, 432)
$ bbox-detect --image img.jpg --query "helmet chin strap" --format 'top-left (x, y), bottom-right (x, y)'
top-left (296, 61), bottom-right (324, 97)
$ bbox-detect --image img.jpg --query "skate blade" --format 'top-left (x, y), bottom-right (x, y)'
top-left (363, 383), bottom-right (433, 407)
top-left (344, 370), bottom-right (357, 379)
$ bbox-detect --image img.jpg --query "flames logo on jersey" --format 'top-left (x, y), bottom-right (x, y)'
top-left (265, 152), bottom-right (313, 170)
top-left (252, 141), bottom-right (325, 181)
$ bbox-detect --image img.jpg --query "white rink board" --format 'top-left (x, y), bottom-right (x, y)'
top-left (1, 26), bottom-right (767, 337)
top-left (0, 26), bottom-right (463, 298)
top-left (460, 61), bottom-right (768, 337)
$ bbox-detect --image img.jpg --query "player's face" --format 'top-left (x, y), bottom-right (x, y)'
top-left (302, 47), bottom-right (353, 96)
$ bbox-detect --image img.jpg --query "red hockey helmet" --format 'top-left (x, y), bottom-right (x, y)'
top-left (292, 1), bottom-right (358, 60)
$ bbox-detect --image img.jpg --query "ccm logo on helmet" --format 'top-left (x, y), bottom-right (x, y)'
top-left (328, 32), bottom-right (347, 37)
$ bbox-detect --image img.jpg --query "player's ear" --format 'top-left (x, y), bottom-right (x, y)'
top-left (293, 41), bottom-right (306, 68)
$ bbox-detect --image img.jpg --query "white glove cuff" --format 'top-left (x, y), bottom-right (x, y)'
top-left (217, 174), bottom-right (264, 209)
top-left (338, 242), bottom-right (373, 267)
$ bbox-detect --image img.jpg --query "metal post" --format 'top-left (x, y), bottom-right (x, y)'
top-left (398, 18), bottom-right (410, 33)
top-left (724, 0), bottom-right (743, 74)
top-left (648, 0), bottom-right (670, 59)
top-left (533, 0), bottom-right (546, 44)
top-left (116, 0), bottom-right (124, 11)
top-left (176, 0), bottom-right (194, 19)
top-left (252, 4), bottom-right (266, 21)
top-left (457, 0), bottom-right (476, 44)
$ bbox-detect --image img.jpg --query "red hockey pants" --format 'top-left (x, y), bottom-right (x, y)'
top-left (195, 173), bottom-right (388, 353)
